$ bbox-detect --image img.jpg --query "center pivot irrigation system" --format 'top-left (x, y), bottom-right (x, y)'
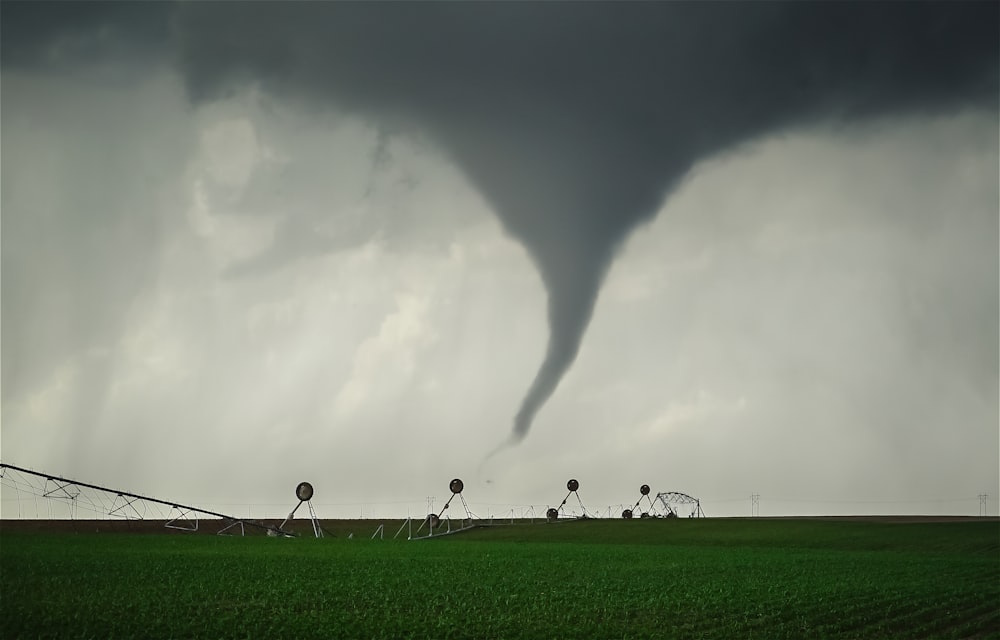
top-left (412, 478), bottom-right (478, 538)
top-left (1, 462), bottom-right (705, 537)
top-left (0, 463), bottom-right (305, 536)
top-left (547, 478), bottom-right (589, 521)
top-left (274, 482), bottom-right (323, 538)
top-left (622, 484), bottom-right (655, 519)
top-left (656, 491), bottom-right (706, 518)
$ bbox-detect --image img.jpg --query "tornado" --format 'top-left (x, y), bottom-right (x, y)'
top-left (10, 1), bottom-right (993, 446)
top-left (512, 241), bottom-right (610, 444)
top-left (170, 1), bottom-right (997, 445)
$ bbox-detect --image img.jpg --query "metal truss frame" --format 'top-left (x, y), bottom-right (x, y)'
top-left (1, 462), bottom-right (291, 536)
top-left (655, 491), bottom-right (705, 518)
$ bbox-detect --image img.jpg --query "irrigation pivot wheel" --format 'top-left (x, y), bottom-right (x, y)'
top-left (295, 482), bottom-right (314, 502)
top-left (427, 513), bottom-right (440, 528)
top-left (449, 478), bottom-right (464, 494)
top-left (567, 479), bottom-right (579, 492)
top-left (622, 509), bottom-right (633, 519)
top-left (546, 507), bottom-right (559, 521)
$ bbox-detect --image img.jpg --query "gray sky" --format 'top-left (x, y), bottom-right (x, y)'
top-left (1, 2), bottom-right (997, 519)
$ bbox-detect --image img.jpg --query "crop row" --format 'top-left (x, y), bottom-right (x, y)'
top-left (1, 520), bottom-right (997, 639)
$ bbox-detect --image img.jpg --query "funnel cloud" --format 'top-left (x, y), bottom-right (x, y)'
top-left (4, 1), bottom-right (998, 450)
top-left (171, 2), bottom-right (997, 444)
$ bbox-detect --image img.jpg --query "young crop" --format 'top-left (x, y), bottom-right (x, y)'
top-left (1, 519), bottom-right (997, 639)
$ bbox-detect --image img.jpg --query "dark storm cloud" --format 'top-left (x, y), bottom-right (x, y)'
top-left (0, 1), bottom-right (170, 74)
top-left (5, 2), bottom-right (997, 445)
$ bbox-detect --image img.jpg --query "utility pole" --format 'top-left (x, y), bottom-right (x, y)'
top-left (978, 493), bottom-right (989, 517)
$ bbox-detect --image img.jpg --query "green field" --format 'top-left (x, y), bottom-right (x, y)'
top-left (1, 518), bottom-right (997, 639)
